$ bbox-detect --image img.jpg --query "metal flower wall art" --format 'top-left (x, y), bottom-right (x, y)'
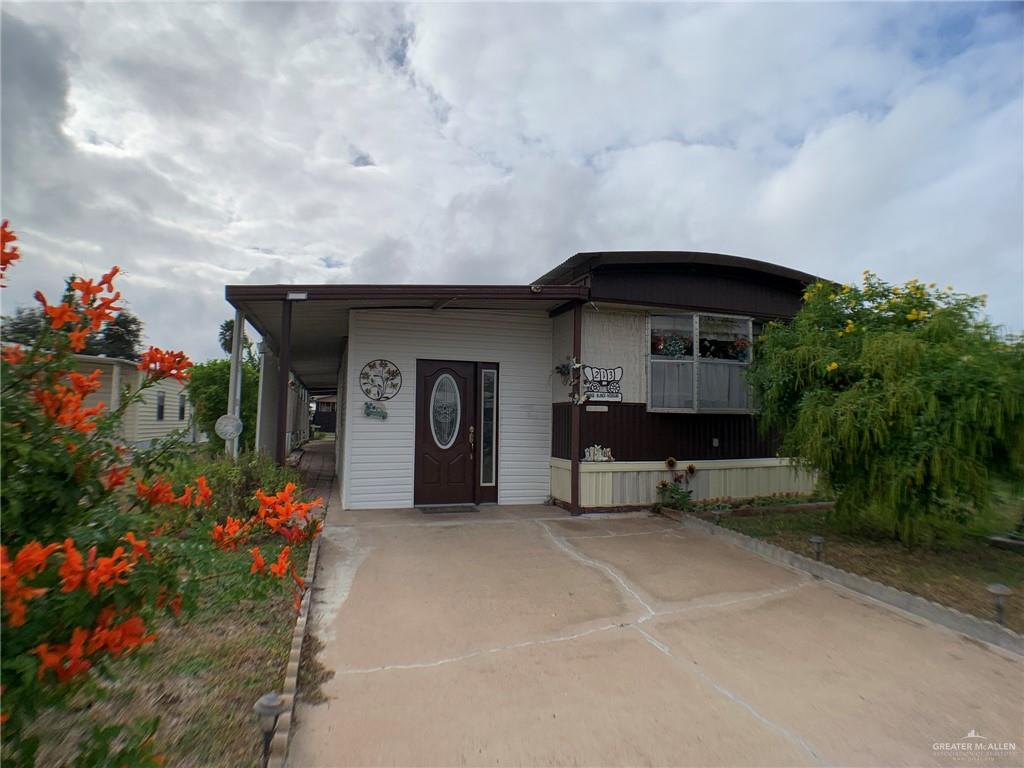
top-left (359, 359), bottom-right (402, 401)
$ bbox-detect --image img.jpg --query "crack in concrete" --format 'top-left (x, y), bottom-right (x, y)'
top-left (540, 519), bottom-right (826, 768)
top-left (562, 527), bottom-right (684, 540)
top-left (646, 582), bottom-right (808, 622)
top-left (538, 520), bottom-right (657, 618)
top-left (337, 622), bottom-right (622, 675)
top-left (634, 625), bottom-right (829, 767)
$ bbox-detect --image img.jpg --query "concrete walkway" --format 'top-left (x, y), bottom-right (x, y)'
top-left (291, 504), bottom-right (1023, 767)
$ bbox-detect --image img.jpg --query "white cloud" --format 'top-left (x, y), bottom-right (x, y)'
top-left (2, 2), bottom-right (1021, 365)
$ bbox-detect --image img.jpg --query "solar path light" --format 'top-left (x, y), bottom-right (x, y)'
top-left (254, 691), bottom-right (288, 768)
top-left (809, 535), bottom-right (825, 561)
top-left (987, 583), bottom-right (1013, 626)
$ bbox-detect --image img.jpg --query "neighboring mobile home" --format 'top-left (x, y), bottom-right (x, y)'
top-left (226, 252), bottom-right (818, 512)
top-left (72, 353), bottom-right (203, 447)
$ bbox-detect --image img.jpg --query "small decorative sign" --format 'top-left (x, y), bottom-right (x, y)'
top-left (363, 402), bottom-right (388, 420)
top-left (582, 365), bottom-right (623, 402)
top-left (359, 359), bottom-right (402, 401)
top-left (214, 414), bottom-right (243, 440)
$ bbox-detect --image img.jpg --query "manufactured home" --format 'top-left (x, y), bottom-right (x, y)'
top-left (226, 252), bottom-right (817, 512)
top-left (72, 353), bottom-right (203, 447)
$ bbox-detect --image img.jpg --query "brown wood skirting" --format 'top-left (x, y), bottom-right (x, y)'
top-left (551, 402), bottom-right (779, 461)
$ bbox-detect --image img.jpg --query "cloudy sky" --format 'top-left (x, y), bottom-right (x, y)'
top-left (2, 2), bottom-right (1021, 362)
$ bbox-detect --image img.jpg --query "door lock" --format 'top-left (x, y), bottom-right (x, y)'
top-left (469, 426), bottom-right (475, 459)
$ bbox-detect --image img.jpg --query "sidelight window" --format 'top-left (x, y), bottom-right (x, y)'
top-left (430, 374), bottom-right (460, 449)
top-left (480, 370), bottom-right (497, 486)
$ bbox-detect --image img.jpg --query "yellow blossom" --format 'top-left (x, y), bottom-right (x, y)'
top-left (827, 362), bottom-right (839, 373)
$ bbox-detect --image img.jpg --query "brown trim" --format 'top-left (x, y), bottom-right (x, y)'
top-left (275, 300), bottom-right (292, 464)
top-left (587, 296), bottom-right (798, 321)
top-left (226, 284), bottom-right (589, 304)
top-left (569, 302), bottom-right (582, 515)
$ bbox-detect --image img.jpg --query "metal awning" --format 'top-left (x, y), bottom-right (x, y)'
top-left (225, 284), bottom-right (589, 391)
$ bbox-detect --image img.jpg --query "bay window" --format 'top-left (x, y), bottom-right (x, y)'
top-left (648, 313), bottom-right (753, 412)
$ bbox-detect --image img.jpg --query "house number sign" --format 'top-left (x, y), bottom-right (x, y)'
top-left (582, 365), bottom-right (623, 402)
top-left (359, 359), bottom-right (402, 401)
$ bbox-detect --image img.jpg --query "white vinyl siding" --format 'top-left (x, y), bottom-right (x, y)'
top-left (344, 309), bottom-right (552, 509)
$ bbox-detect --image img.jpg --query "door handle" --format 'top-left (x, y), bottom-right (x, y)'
top-left (469, 426), bottom-right (475, 459)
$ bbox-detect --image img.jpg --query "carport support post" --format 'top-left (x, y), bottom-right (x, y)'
top-left (226, 308), bottom-right (245, 458)
top-left (275, 300), bottom-right (292, 465)
top-left (570, 301), bottom-right (582, 515)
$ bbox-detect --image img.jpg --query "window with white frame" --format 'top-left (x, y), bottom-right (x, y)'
top-left (648, 313), bottom-right (753, 412)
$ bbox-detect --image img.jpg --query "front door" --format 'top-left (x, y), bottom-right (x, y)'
top-left (415, 360), bottom-right (477, 505)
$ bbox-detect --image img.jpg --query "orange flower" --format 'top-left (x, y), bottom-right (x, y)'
top-left (249, 546), bottom-right (266, 575)
top-left (169, 594), bottom-right (182, 617)
top-left (1, 219), bottom-right (20, 285)
top-left (1, 542), bottom-right (58, 627)
top-left (138, 347), bottom-right (192, 383)
top-left (176, 485), bottom-right (194, 507)
top-left (99, 265), bottom-right (120, 291)
top-left (68, 370), bottom-right (102, 397)
top-left (83, 546), bottom-right (133, 596)
top-left (255, 484), bottom-right (322, 542)
top-left (90, 613), bottom-right (155, 657)
top-left (33, 384), bottom-right (105, 434)
top-left (2, 344), bottom-right (24, 365)
top-left (68, 327), bottom-right (90, 352)
top-left (194, 476), bottom-right (213, 508)
top-left (269, 546), bottom-right (291, 578)
top-left (135, 478), bottom-right (177, 506)
top-left (36, 627), bottom-right (94, 682)
top-left (58, 539), bottom-right (86, 592)
top-left (211, 516), bottom-right (248, 550)
top-left (122, 532), bottom-right (151, 563)
top-left (12, 541), bottom-right (60, 579)
top-left (83, 293), bottom-right (123, 330)
top-left (44, 302), bottom-right (80, 330)
top-left (71, 277), bottom-right (104, 299)
top-left (104, 466), bottom-right (129, 490)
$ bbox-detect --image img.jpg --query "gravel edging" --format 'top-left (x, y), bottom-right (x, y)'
top-left (268, 513), bottom-right (326, 767)
top-left (657, 507), bottom-right (1024, 656)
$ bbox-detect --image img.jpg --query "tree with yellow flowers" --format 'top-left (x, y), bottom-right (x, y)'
top-left (746, 273), bottom-right (1024, 545)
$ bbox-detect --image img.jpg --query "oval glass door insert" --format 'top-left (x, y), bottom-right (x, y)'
top-left (430, 374), bottom-right (460, 449)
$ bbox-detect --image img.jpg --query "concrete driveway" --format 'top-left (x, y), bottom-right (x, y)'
top-left (291, 506), bottom-right (1023, 767)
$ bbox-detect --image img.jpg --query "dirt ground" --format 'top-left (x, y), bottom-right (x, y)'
top-left (291, 504), bottom-right (1023, 768)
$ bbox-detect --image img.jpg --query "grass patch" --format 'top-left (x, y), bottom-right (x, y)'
top-left (719, 503), bottom-right (1024, 633)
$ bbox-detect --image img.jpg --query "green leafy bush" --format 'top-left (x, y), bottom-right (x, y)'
top-left (746, 273), bottom-right (1024, 545)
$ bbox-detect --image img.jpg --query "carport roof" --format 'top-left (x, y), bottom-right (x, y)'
top-left (225, 283), bottom-right (589, 391)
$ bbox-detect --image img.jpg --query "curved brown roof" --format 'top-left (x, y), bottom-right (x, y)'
top-left (533, 251), bottom-right (819, 286)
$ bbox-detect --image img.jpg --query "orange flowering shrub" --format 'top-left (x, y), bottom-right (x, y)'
top-left (0, 222), bottom-right (322, 766)
top-left (210, 482), bottom-right (323, 611)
